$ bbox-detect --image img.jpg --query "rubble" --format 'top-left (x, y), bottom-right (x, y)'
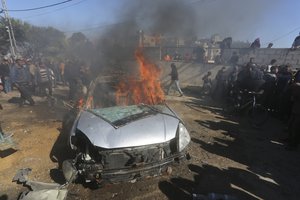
top-left (0, 123), bottom-right (17, 152)
top-left (12, 168), bottom-right (68, 200)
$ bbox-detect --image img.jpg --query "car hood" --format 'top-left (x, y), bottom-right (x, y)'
top-left (74, 105), bottom-right (180, 149)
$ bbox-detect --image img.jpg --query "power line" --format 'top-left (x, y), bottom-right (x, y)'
top-left (1, 0), bottom-right (73, 12)
top-left (190, 0), bottom-right (218, 5)
top-left (63, 22), bottom-right (123, 33)
top-left (265, 26), bottom-right (300, 45)
top-left (22, 0), bottom-right (88, 19)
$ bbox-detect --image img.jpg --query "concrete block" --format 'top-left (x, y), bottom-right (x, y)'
top-left (265, 49), bottom-right (277, 55)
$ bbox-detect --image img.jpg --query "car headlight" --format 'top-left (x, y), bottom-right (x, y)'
top-left (178, 123), bottom-right (191, 152)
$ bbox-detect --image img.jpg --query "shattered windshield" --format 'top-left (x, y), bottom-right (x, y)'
top-left (88, 104), bottom-right (167, 127)
top-left (85, 79), bottom-right (171, 126)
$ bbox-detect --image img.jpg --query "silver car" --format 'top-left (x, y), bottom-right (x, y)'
top-left (62, 76), bottom-right (191, 184)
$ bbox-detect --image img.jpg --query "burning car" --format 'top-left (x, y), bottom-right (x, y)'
top-left (62, 51), bottom-right (190, 184)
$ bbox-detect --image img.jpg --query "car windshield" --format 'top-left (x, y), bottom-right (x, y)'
top-left (89, 105), bottom-right (152, 123)
top-left (85, 79), bottom-right (168, 126)
top-left (88, 104), bottom-right (169, 127)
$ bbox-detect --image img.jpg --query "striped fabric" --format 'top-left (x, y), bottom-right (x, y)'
top-left (39, 68), bottom-right (49, 83)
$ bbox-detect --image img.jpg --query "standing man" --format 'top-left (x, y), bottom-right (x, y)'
top-left (10, 57), bottom-right (35, 106)
top-left (64, 59), bottom-right (81, 101)
top-left (167, 63), bottom-right (184, 96)
top-left (26, 58), bottom-right (36, 94)
top-left (193, 46), bottom-right (205, 63)
top-left (266, 59), bottom-right (277, 72)
top-left (229, 52), bottom-right (239, 67)
top-left (202, 71), bottom-right (212, 95)
top-left (0, 56), bottom-right (12, 93)
top-left (212, 67), bottom-right (227, 99)
top-left (35, 61), bottom-right (53, 97)
top-left (287, 81), bottom-right (300, 150)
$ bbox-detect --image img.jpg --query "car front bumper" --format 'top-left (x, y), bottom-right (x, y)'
top-left (77, 152), bottom-right (188, 184)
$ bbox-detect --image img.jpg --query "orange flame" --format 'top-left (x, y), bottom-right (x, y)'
top-left (164, 54), bottom-right (172, 61)
top-left (116, 48), bottom-right (165, 105)
top-left (77, 98), bottom-right (84, 109)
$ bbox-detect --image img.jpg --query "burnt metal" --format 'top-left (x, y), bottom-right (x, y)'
top-left (64, 75), bottom-right (191, 184)
top-left (12, 168), bottom-right (32, 183)
top-left (72, 140), bottom-right (184, 183)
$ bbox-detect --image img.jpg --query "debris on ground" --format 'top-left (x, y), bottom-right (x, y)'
top-left (12, 168), bottom-right (68, 200)
top-left (0, 124), bottom-right (17, 152)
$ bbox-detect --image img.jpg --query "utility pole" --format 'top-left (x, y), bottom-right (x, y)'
top-left (1, 0), bottom-right (17, 57)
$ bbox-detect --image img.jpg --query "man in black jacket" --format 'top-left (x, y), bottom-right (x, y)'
top-left (167, 63), bottom-right (184, 96)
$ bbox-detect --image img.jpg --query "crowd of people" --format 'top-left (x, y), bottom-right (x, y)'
top-left (0, 55), bottom-right (92, 107)
top-left (205, 57), bottom-right (300, 150)
top-left (1, 49), bottom-right (299, 150)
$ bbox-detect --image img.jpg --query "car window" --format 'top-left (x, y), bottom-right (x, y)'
top-left (89, 105), bottom-right (151, 123)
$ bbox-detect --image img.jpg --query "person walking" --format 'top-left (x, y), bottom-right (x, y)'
top-left (167, 63), bottom-right (184, 96)
top-left (10, 57), bottom-right (35, 106)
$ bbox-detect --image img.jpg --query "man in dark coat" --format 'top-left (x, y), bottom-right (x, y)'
top-left (10, 57), bottom-right (35, 106)
top-left (167, 63), bottom-right (184, 96)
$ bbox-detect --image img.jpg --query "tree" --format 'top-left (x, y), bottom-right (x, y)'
top-left (0, 18), bottom-right (67, 59)
top-left (25, 26), bottom-right (67, 58)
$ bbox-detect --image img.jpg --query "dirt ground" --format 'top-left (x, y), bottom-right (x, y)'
top-left (0, 85), bottom-right (300, 200)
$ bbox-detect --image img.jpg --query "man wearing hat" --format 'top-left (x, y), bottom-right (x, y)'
top-left (10, 57), bottom-right (35, 106)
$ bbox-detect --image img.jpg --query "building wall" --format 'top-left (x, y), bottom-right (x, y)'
top-left (222, 48), bottom-right (300, 67)
top-left (159, 61), bottom-right (224, 87)
top-left (146, 47), bottom-right (300, 67)
top-left (143, 47), bottom-right (300, 88)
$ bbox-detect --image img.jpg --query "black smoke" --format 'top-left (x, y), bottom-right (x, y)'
top-left (94, 0), bottom-right (198, 73)
top-left (93, 0), bottom-right (278, 73)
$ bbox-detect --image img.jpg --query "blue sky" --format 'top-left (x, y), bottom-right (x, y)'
top-left (3, 0), bottom-right (300, 48)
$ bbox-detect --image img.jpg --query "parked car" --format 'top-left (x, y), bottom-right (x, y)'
top-left (62, 76), bottom-right (191, 184)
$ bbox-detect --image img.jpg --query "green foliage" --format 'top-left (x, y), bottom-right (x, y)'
top-left (0, 17), bottom-right (95, 63)
top-left (25, 25), bottom-right (66, 58)
top-left (0, 17), bottom-right (67, 59)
